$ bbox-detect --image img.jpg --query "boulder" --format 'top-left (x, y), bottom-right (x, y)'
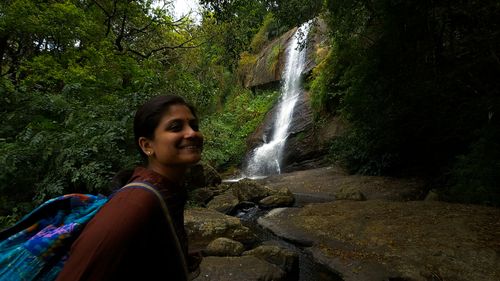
top-left (221, 179), bottom-right (295, 209)
top-left (204, 238), bottom-right (245, 257)
top-left (259, 195), bottom-right (295, 208)
top-left (334, 186), bottom-right (367, 201)
top-left (188, 188), bottom-right (215, 206)
top-left (193, 256), bottom-right (286, 281)
top-left (206, 191), bottom-right (239, 214)
top-left (231, 179), bottom-right (274, 202)
top-left (185, 207), bottom-right (256, 251)
top-left (259, 186), bottom-right (295, 208)
top-left (243, 244), bottom-right (299, 279)
top-left (188, 184), bottom-right (233, 207)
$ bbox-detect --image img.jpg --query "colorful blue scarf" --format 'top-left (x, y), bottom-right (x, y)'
top-left (0, 193), bottom-right (108, 280)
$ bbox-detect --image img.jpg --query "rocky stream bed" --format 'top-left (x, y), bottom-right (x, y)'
top-left (184, 166), bottom-right (500, 281)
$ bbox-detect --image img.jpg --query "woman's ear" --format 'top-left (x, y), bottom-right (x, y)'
top-left (138, 137), bottom-right (154, 156)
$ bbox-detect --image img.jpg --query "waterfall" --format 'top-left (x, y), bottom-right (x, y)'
top-left (243, 22), bottom-right (311, 179)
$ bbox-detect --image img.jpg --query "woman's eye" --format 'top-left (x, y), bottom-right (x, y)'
top-left (168, 123), bottom-right (182, 131)
top-left (190, 122), bottom-right (199, 131)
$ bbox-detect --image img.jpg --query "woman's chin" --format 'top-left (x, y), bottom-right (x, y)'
top-left (184, 154), bottom-right (202, 165)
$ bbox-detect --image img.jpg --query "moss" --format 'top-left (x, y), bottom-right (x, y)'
top-left (237, 51), bottom-right (257, 84)
top-left (266, 44), bottom-right (283, 74)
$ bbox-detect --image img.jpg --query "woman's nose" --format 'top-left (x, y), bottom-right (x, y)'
top-left (184, 125), bottom-right (200, 138)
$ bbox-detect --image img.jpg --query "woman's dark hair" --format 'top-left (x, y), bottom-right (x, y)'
top-left (110, 95), bottom-right (197, 191)
top-left (133, 95), bottom-right (197, 159)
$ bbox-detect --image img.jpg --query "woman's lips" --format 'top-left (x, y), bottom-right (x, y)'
top-left (178, 144), bottom-right (203, 150)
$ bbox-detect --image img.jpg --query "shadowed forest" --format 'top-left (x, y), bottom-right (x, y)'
top-left (1, 0), bottom-right (499, 226)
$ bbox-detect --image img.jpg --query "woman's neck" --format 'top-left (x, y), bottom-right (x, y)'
top-left (147, 162), bottom-right (186, 184)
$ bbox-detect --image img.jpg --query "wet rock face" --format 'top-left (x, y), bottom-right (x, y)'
top-left (242, 28), bottom-right (295, 89)
top-left (242, 18), bottom-right (329, 90)
top-left (244, 91), bottom-right (348, 174)
top-left (280, 93), bottom-right (347, 172)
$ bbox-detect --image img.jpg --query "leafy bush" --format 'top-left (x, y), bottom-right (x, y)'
top-left (446, 123), bottom-right (500, 206)
top-left (0, 86), bottom-right (142, 212)
top-left (328, 126), bottom-right (398, 176)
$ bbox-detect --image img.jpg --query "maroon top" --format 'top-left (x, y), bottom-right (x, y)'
top-left (56, 167), bottom-right (190, 281)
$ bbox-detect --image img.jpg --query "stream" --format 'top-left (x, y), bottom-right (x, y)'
top-left (234, 205), bottom-right (342, 281)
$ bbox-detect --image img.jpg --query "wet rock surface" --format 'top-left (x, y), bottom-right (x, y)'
top-left (255, 168), bottom-right (499, 281)
top-left (257, 166), bottom-right (425, 205)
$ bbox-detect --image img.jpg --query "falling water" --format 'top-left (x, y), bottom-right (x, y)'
top-left (243, 22), bottom-right (311, 178)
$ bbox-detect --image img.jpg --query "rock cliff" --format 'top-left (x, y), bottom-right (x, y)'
top-left (241, 18), bottom-right (329, 90)
top-left (242, 18), bottom-right (340, 172)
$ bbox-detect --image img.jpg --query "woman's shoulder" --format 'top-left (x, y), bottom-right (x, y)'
top-left (104, 187), bottom-right (164, 223)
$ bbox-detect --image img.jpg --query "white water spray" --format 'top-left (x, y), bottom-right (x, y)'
top-left (243, 22), bottom-right (311, 178)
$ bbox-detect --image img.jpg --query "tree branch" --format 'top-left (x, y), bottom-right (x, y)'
top-left (115, 12), bottom-right (128, 52)
top-left (126, 37), bottom-right (202, 59)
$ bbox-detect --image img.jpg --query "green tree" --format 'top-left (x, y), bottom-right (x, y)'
top-left (199, 0), bottom-right (268, 69)
top-left (266, 0), bottom-right (323, 28)
top-left (0, 0), bottom-right (204, 222)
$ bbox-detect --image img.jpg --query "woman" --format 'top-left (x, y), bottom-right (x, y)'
top-left (56, 95), bottom-right (203, 281)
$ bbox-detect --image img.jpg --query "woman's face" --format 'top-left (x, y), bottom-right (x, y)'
top-left (147, 104), bottom-right (203, 169)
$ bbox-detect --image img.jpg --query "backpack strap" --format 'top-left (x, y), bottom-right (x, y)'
top-left (121, 182), bottom-right (190, 281)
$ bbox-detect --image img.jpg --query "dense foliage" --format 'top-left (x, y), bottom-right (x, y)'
top-left (202, 88), bottom-right (278, 172)
top-left (199, 0), bottom-right (268, 69)
top-left (0, 0), bottom-right (272, 225)
top-left (1, 0), bottom-right (498, 226)
top-left (308, 0), bottom-right (500, 205)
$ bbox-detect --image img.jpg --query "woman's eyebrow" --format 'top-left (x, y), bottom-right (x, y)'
top-left (164, 117), bottom-right (197, 124)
